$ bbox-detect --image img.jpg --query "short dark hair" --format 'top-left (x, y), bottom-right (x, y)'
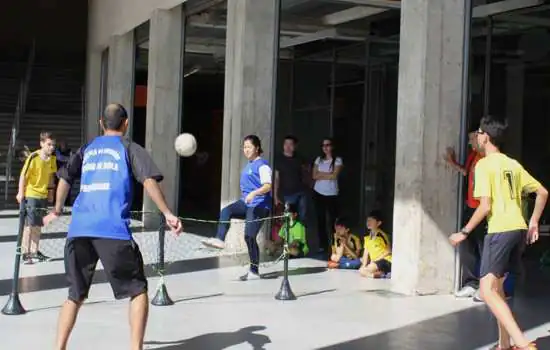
top-left (102, 103), bottom-right (128, 131)
top-left (479, 116), bottom-right (507, 148)
top-left (286, 203), bottom-right (298, 214)
top-left (284, 135), bottom-right (298, 144)
top-left (367, 210), bottom-right (383, 223)
top-left (334, 217), bottom-right (349, 228)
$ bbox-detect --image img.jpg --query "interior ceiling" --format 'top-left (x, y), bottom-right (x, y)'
top-left (136, 0), bottom-right (550, 72)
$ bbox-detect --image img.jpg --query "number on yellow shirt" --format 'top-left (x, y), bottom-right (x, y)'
top-left (503, 170), bottom-right (515, 199)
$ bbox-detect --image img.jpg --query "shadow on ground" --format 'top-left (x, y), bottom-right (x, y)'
top-left (317, 295), bottom-right (550, 350)
top-left (261, 266), bottom-right (327, 280)
top-left (145, 326), bottom-right (271, 350)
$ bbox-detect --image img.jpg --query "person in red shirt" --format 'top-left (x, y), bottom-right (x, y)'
top-left (444, 131), bottom-right (485, 300)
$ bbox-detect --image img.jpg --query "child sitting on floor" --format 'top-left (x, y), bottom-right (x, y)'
top-left (265, 204), bottom-right (309, 258)
top-left (359, 210), bottom-right (392, 278)
top-left (328, 217), bottom-right (362, 269)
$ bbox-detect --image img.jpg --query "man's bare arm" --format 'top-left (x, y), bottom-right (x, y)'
top-left (463, 196), bottom-right (491, 233)
top-left (143, 178), bottom-right (172, 215)
top-left (54, 179), bottom-right (71, 213)
top-left (530, 186), bottom-right (548, 225)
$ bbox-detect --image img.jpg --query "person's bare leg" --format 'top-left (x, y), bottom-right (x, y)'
top-left (129, 292), bottom-right (149, 350)
top-left (480, 274), bottom-right (530, 348)
top-left (495, 278), bottom-right (511, 349)
top-left (360, 263), bottom-right (378, 278)
top-left (22, 227), bottom-right (31, 255)
top-left (55, 299), bottom-right (83, 350)
top-left (29, 227), bottom-right (40, 254)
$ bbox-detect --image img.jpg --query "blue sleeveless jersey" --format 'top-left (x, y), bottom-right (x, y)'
top-left (68, 136), bottom-right (133, 240)
top-left (240, 158), bottom-right (272, 209)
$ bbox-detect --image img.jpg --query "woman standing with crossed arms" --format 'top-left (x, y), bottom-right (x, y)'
top-left (312, 137), bottom-right (343, 254)
top-left (202, 135), bottom-right (272, 280)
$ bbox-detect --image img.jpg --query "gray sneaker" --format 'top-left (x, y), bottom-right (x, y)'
top-left (455, 285), bottom-right (477, 298)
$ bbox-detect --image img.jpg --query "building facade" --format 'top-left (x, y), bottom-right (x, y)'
top-left (84, 0), bottom-right (544, 296)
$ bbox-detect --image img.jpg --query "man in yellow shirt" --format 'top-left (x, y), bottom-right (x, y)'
top-left (17, 131), bottom-right (57, 264)
top-left (360, 210), bottom-right (392, 278)
top-left (450, 116), bottom-right (547, 350)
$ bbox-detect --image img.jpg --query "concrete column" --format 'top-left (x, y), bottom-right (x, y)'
top-left (107, 32), bottom-right (135, 130)
top-left (143, 6), bottom-right (184, 217)
top-left (391, 0), bottom-right (466, 295)
top-left (85, 49), bottom-right (102, 142)
top-left (506, 64), bottom-right (524, 160)
top-left (221, 0), bottom-right (280, 208)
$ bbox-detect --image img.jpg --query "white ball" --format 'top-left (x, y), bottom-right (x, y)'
top-left (174, 133), bottom-right (197, 157)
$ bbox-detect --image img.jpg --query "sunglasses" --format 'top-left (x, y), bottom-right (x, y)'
top-left (322, 143), bottom-right (332, 147)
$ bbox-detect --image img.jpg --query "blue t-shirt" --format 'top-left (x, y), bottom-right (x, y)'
top-left (240, 158), bottom-right (272, 209)
top-left (59, 136), bottom-right (163, 240)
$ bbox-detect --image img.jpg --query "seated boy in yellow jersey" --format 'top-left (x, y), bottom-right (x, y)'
top-left (265, 203), bottom-right (309, 258)
top-left (328, 217), bottom-right (362, 269)
top-left (16, 132), bottom-right (57, 265)
top-left (449, 116), bottom-right (547, 350)
top-left (359, 210), bottom-right (392, 278)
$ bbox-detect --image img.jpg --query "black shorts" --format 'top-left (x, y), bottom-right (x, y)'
top-left (375, 259), bottom-right (392, 274)
top-left (479, 230), bottom-right (526, 279)
top-left (65, 238), bottom-right (147, 301)
top-left (25, 197), bottom-right (48, 227)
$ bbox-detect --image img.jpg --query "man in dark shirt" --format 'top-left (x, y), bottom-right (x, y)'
top-left (44, 103), bottom-right (182, 350)
top-left (274, 135), bottom-right (309, 224)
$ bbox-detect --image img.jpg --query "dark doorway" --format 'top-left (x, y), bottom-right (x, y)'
top-left (179, 73), bottom-right (225, 220)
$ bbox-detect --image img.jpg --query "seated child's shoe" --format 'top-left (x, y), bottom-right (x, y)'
top-left (327, 261), bottom-right (339, 269)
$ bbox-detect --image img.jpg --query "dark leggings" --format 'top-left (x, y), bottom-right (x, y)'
top-left (216, 200), bottom-right (270, 273)
top-left (313, 191), bottom-right (338, 252)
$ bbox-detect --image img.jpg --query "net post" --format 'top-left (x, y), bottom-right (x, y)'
top-left (2, 201), bottom-right (28, 315)
top-left (275, 202), bottom-right (296, 301)
top-left (151, 213), bottom-right (174, 306)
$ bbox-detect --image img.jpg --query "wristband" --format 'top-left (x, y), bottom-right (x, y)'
top-left (460, 228), bottom-right (470, 236)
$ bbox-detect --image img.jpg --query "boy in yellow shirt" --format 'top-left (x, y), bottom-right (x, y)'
top-left (360, 210), bottom-right (392, 278)
top-left (328, 217), bottom-right (362, 269)
top-left (450, 116), bottom-right (547, 350)
top-left (17, 131), bottom-right (57, 264)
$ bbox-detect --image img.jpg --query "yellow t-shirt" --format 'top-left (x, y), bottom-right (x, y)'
top-left (474, 153), bottom-right (541, 234)
top-left (332, 233), bottom-right (362, 259)
top-left (22, 151), bottom-right (57, 199)
top-left (364, 229), bottom-right (392, 263)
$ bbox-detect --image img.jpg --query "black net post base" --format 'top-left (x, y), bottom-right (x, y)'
top-left (2, 201), bottom-right (28, 315)
top-left (1, 293), bottom-right (26, 315)
top-left (275, 277), bottom-right (297, 301)
top-left (274, 202), bottom-right (297, 301)
top-left (151, 277), bottom-right (174, 306)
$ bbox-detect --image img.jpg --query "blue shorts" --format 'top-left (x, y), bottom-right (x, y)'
top-left (339, 257), bottom-right (361, 269)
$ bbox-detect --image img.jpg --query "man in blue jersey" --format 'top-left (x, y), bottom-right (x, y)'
top-left (44, 103), bottom-right (182, 350)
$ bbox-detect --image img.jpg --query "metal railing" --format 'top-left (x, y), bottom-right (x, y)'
top-left (4, 41), bottom-right (35, 203)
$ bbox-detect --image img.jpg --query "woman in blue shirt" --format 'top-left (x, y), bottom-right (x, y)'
top-left (202, 135), bottom-right (272, 280)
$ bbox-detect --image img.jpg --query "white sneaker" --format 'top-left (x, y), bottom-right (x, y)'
top-left (201, 238), bottom-right (226, 250)
top-left (473, 289), bottom-right (483, 302)
top-left (455, 285), bottom-right (477, 298)
top-left (239, 270), bottom-right (261, 281)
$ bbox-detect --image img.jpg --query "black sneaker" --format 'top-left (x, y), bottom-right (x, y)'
top-left (34, 251), bottom-right (52, 262)
top-left (22, 253), bottom-right (34, 265)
